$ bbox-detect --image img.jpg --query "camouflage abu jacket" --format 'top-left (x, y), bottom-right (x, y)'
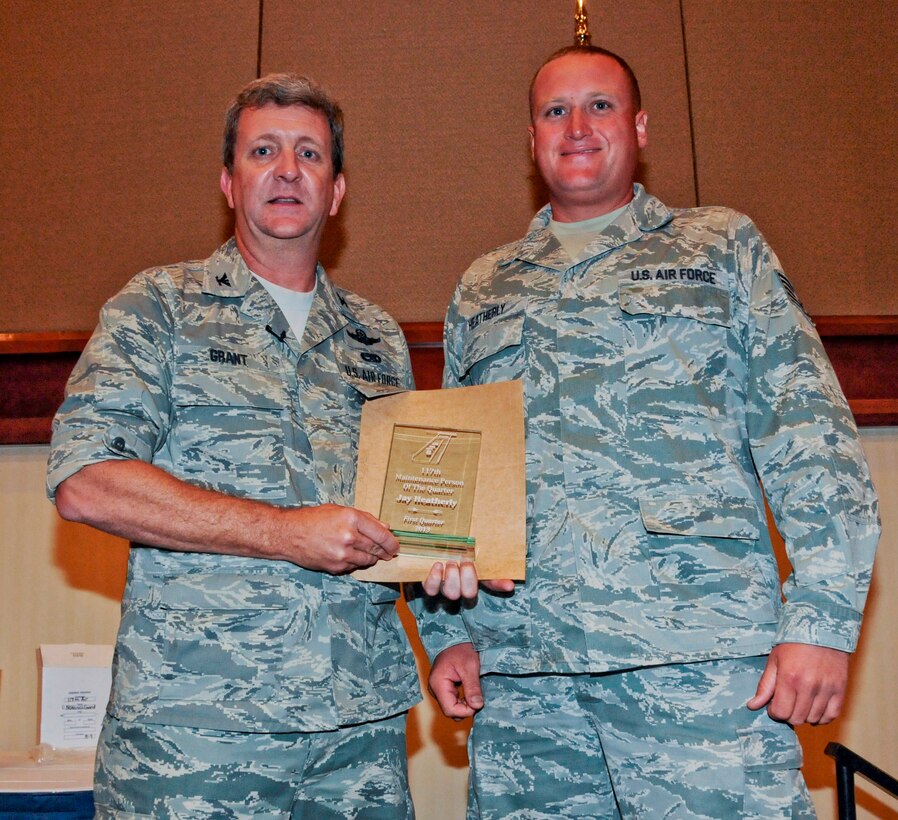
top-left (48, 239), bottom-right (420, 731)
top-left (415, 184), bottom-right (880, 676)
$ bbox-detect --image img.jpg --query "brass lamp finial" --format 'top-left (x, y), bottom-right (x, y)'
top-left (575, 0), bottom-right (592, 46)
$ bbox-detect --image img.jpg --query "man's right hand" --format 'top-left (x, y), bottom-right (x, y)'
top-left (55, 461), bottom-right (399, 575)
top-left (277, 503), bottom-right (400, 573)
top-left (428, 642), bottom-right (483, 719)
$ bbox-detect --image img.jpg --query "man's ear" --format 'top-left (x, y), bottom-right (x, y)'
top-left (330, 173), bottom-right (346, 216)
top-left (220, 167), bottom-right (235, 208)
top-left (635, 111), bottom-right (648, 149)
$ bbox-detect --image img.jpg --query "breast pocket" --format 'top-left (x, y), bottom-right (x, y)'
top-left (459, 307), bottom-right (526, 384)
top-left (170, 360), bottom-right (288, 500)
top-left (155, 574), bottom-right (294, 706)
top-left (618, 276), bottom-right (732, 418)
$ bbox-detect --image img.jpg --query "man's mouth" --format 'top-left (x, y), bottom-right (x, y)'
top-left (561, 147), bottom-right (601, 156)
top-left (269, 196), bottom-right (301, 204)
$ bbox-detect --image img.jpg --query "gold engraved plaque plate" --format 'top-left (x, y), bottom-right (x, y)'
top-left (380, 426), bottom-right (481, 560)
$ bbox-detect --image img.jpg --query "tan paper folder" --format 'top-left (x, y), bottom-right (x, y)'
top-left (353, 381), bottom-right (526, 582)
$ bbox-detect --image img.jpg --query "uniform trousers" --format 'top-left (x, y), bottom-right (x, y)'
top-left (93, 712), bottom-right (413, 819)
top-left (467, 656), bottom-right (815, 819)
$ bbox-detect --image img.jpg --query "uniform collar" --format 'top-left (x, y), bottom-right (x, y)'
top-left (500, 184), bottom-right (674, 270)
top-left (201, 238), bottom-right (350, 355)
top-left (301, 265), bottom-right (350, 355)
top-left (202, 237), bottom-right (254, 297)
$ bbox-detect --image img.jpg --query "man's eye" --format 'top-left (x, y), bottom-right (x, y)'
top-left (300, 149), bottom-right (318, 160)
top-left (593, 101), bottom-right (610, 111)
top-left (547, 106), bottom-right (565, 117)
top-left (254, 146), bottom-right (271, 156)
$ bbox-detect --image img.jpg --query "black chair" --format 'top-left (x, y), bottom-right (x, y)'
top-left (825, 742), bottom-right (898, 820)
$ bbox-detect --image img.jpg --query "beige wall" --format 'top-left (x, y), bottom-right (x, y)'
top-left (2, 435), bottom-right (897, 819)
top-left (0, 0), bottom-right (258, 332)
top-left (682, 0), bottom-right (898, 316)
top-left (792, 429), bottom-right (898, 818)
top-left (1, 2), bottom-right (895, 332)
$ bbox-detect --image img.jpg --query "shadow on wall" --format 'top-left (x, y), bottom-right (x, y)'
top-left (795, 574), bottom-right (895, 819)
top-left (53, 517), bottom-right (129, 602)
top-left (398, 597), bottom-right (471, 768)
top-left (769, 511), bottom-right (894, 819)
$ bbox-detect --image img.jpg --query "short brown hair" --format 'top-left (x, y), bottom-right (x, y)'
top-left (222, 73), bottom-right (344, 177)
top-left (529, 45), bottom-right (642, 121)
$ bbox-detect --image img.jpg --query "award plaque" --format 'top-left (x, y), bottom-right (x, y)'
top-left (353, 381), bottom-right (526, 583)
top-left (380, 425), bottom-right (481, 560)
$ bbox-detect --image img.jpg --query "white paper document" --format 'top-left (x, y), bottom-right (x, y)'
top-left (39, 644), bottom-right (113, 749)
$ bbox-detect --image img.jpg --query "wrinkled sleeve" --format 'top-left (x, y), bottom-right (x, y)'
top-left (47, 274), bottom-right (174, 500)
top-left (442, 286), bottom-right (466, 390)
top-left (389, 319), bottom-right (415, 392)
top-left (742, 217), bottom-right (880, 652)
top-left (406, 282), bottom-right (477, 660)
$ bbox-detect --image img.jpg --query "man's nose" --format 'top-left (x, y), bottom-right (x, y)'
top-left (275, 151), bottom-right (300, 180)
top-left (567, 108), bottom-right (591, 139)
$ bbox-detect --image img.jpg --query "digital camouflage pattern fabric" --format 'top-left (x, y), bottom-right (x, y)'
top-left (48, 239), bottom-right (420, 732)
top-left (93, 713), bottom-right (413, 818)
top-left (468, 659), bottom-right (814, 819)
top-left (415, 184), bottom-right (880, 675)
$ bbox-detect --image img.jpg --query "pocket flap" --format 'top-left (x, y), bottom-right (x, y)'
top-left (338, 370), bottom-right (407, 399)
top-left (334, 348), bottom-right (408, 399)
top-left (172, 361), bottom-right (286, 410)
top-left (618, 277), bottom-right (731, 327)
top-left (737, 724), bottom-right (803, 771)
top-left (639, 496), bottom-right (761, 540)
top-left (158, 574), bottom-right (291, 610)
top-left (368, 582), bottom-right (401, 604)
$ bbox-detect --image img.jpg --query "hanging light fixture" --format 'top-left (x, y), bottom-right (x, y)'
top-left (574, 0), bottom-right (592, 45)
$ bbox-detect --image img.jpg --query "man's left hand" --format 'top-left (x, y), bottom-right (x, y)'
top-left (747, 643), bottom-right (849, 725)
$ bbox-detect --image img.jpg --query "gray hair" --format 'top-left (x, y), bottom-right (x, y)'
top-left (222, 73), bottom-right (344, 176)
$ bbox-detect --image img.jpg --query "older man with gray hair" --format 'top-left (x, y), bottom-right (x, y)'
top-left (48, 73), bottom-right (436, 818)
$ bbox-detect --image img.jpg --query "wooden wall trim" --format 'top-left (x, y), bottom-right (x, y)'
top-left (0, 331), bottom-right (92, 353)
top-left (397, 322), bottom-right (443, 348)
top-left (1, 317), bottom-right (895, 444)
top-left (813, 316), bottom-right (898, 336)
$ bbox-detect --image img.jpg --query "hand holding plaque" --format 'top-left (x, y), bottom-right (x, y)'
top-left (353, 381), bottom-right (526, 582)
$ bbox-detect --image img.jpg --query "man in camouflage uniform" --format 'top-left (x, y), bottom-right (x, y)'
top-left (415, 46), bottom-right (880, 818)
top-left (48, 74), bottom-right (429, 818)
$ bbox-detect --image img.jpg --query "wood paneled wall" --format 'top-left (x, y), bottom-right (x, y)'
top-left (1, 319), bottom-right (896, 447)
top-left (0, 2), bottom-right (895, 331)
